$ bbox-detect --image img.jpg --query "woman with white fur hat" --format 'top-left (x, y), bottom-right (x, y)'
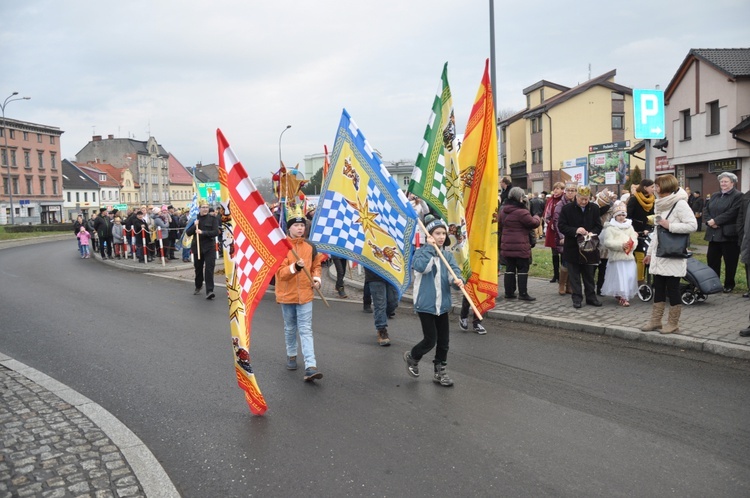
top-left (600, 202), bottom-right (639, 306)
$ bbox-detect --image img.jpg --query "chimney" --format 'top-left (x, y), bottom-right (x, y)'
top-left (108, 134), bottom-right (114, 139)
top-left (93, 135), bottom-right (102, 141)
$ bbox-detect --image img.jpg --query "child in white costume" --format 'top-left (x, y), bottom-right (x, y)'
top-left (600, 203), bottom-right (639, 306)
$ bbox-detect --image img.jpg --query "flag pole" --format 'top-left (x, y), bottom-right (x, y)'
top-left (417, 219), bottom-right (482, 319)
top-left (289, 248), bottom-right (330, 307)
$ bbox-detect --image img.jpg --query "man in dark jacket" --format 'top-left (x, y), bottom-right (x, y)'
top-left (93, 208), bottom-right (113, 259)
top-left (186, 202), bottom-right (220, 299)
top-left (691, 191), bottom-right (704, 231)
top-left (557, 185), bottom-right (603, 308)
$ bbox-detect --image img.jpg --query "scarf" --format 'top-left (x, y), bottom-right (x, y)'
top-left (634, 191), bottom-right (654, 212)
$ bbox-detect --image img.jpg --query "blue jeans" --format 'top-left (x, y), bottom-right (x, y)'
top-left (369, 281), bottom-right (397, 330)
top-left (182, 246), bottom-right (191, 260)
top-left (281, 302), bottom-right (316, 369)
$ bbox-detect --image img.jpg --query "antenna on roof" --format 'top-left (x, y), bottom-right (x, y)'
top-left (588, 63), bottom-right (591, 80)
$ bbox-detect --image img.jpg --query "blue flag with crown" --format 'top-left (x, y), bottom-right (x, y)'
top-left (310, 109), bottom-right (418, 297)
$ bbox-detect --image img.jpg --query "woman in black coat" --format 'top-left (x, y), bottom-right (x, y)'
top-left (704, 172), bottom-right (743, 292)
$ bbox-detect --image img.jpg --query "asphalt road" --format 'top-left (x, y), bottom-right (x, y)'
top-left (2, 240), bottom-right (750, 497)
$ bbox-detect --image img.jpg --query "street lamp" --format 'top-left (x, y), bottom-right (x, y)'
top-left (2, 92), bottom-right (31, 225)
top-left (278, 125), bottom-right (291, 169)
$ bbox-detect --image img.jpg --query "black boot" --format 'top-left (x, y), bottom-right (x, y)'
top-left (518, 273), bottom-right (536, 301)
top-left (504, 272), bottom-right (517, 298)
top-left (550, 252), bottom-right (560, 283)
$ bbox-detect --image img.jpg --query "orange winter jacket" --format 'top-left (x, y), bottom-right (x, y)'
top-left (274, 236), bottom-right (323, 305)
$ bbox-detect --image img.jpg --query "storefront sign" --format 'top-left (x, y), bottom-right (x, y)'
top-left (707, 159), bottom-right (739, 173)
top-left (655, 156), bottom-right (672, 173)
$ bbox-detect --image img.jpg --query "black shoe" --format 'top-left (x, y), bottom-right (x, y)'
top-left (549, 277), bottom-right (558, 283)
top-left (586, 299), bottom-right (603, 307)
top-left (740, 328), bottom-right (750, 337)
top-left (194, 287), bottom-right (202, 295)
top-left (505, 294), bottom-right (517, 299)
top-left (363, 305), bottom-right (373, 313)
top-left (723, 287), bottom-right (734, 293)
top-left (743, 293), bottom-right (750, 298)
top-left (573, 301), bottom-right (582, 309)
top-left (388, 312), bottom-right (396, 319)
top-left (206, 292), bottom-right (215, 300)
top-left (518, 294), bottom-right (536, 302)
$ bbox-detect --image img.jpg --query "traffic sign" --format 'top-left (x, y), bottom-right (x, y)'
top-left (633, 89), bottom-right (665, 139)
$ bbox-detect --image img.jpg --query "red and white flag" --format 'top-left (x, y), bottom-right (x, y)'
top-left (217, 129), bottom-right (292, 415)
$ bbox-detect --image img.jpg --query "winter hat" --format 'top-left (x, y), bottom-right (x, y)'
top-left (612, 203), bottom-right (627, 217)
top-left (424, 214), bottom-right (448, 234)
top-left (161, 204), bottom-right (168, 211)
top-left (152, 207), bottom-right (160, 215)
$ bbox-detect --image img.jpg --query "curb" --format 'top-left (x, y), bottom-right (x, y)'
top-left (335, 266), bottom-right (750, 361)
top-left (0, 351), bottom-right (180, 498)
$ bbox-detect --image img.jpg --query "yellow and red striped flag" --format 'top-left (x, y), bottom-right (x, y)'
top-left (457, 59), bottom-right (499, 314)
top-left (217, 129), bottom-right (293, 415)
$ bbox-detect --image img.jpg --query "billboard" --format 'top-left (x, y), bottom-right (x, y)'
top-left (587, 151), bottom-right (629, 185)
top-left (198, 182), bottom-right (221, 205)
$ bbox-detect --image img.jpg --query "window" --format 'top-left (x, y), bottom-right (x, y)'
top-left (532, 119), bottom-right (538, 133)
top-left (99, 174), bottom-right (106, 182)
top-left (52, 178), bottom-right (58, 195)
top-left (37, 133), bottom-right (42, 143)
top-left (540, 88), bottom-right (545, 103)
top-left (67, 191), bottom-right (71, 202)
top-left (707, 100), bottom-right (720, 135)
top-left (50, 153), bottom-right (56, 169)
top-left (76, 192), bottom-right (80, 202)
top-left (681, 109), bottom-right (692, 140)
top-left (24, 150), bottom-right (31, 168)
top-left (501, 127), bottom-right (507, 143)
top-left (23, 131), bottom-right (28, 141)
top-left (26, 177), bottom-right (33, 194)
top-left (9, 130), bottom-right (15, 139)
top-left (127, 193), bottom-right (131, 202)
top-left (402, 176), bottom-right (410, 186)
top-left (38, 151), bottom-right (44, 169)
top-left (39, 177), bottom-right (46, 195)
top-left (12, 178), bottom-right (19, 195)
top-left (84, 192), bottom-right (88, 202)
top-left (612, 114), bottom-right (624, 130)
top-left (538, 117), bottom-right (543, 132)
top-left (532, 150), bottom-right (537, 164)
top-left (49, 136), bottom-right (55, 145)
top-left (10, 149), bottom-right (17, 167)
top-left (2, 178), bottom-right (7, 195)
top-left (1, 149), bottom-right (6, 166)
top-left (93, 192), bottom-right (96, 203)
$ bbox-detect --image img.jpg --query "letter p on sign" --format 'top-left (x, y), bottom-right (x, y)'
top-left (633, 89), bottom-right (665, 140)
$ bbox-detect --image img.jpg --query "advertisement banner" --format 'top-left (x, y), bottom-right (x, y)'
top-left (560, 166), bottom-right (587, 185)
top-left (198, 182), bottom-right (221, 205)
top-left (587, 151), bottom-right (629, 185)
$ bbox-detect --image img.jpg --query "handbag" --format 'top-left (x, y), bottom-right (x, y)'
top-left (576, 233), bottom-right (600, 265)
top-left (655, 203), bottom-right (690, 258)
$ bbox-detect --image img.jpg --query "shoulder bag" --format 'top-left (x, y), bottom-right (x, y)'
top-left (655, 203), bottom-right (690, 258)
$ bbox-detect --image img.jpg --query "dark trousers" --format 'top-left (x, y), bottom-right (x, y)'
top-left (504, 257), bottom-right (530, 297)
top-left (193, 248), bottom-right (216, 294)
top-left (332, 257), bottom-right (346, 290)
top-left (695, 215), bottom-right (702, 231)
top-left (99, 236), bottom-right (113, 258)
top-left (707, 241), bottom-right (740, 289)
top-left (567, 261), bottom-right (597, 303)
top-left (596, 258), bottom-right (608, 292)
top-left (459, 296), bottom-right (481, 325)
top-left (653, 274), bottom-right (681, 306)
top-left (412, 312), bottom-right (450, 365)
top-left (363, 282), bottom-right (371, 306)
top-left (551, 251), bottom-right (560, 279)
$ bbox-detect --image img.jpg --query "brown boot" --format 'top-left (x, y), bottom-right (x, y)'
top-left (558, 268), bottom-right (569, 295)
top-left (640, 302), bottom-right (666, 331)
top-left (660, 305), bottom-right (682, 334)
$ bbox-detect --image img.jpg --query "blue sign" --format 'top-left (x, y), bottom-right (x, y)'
top-left (633, 89), bottom-right (665, 140)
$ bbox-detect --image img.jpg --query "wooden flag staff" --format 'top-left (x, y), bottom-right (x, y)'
top-left (290, 247), bottom-right (330, 307)
top-left (417, 219), bottom-right (482, 319)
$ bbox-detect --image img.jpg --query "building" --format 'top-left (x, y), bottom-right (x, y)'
top-left (662, 48), bottom-right (750, 194)
top-left (192, 163), bottom-right (219, 183)
top-left (61, 159), bottom-right (100, 221)
top-left (499, 69), bottom-right (644, 194)
top-left (76, 163), bottom-right (120, 210)
top-left (76, 135), bottom-right (171, 205)
top-left (1, 117), bottom-right (64, 224)
top-left (168, 154), bottom-right (195, 210)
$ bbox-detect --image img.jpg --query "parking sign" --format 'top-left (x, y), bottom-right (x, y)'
top-left (633, 89), bottom-right (665, 140)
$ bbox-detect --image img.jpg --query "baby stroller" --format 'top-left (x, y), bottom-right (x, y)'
top-left (679, 256), bottom-right (723, 305)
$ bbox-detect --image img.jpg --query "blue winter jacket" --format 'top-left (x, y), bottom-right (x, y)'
top-left (412, 245), bottom-right (463, 315)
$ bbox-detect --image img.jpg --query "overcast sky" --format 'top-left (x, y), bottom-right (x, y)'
top-left (1, 0), bottom-right (747, 179)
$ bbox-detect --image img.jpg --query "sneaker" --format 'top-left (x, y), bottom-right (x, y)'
top-left (206, 292), bottom-right (215, 300)
top-left (473, 323), bottom-right (487, 335)
top-left (403, 351), bottom-right (419, 377)
top-left (363, 304), bottom-right (373, 313)
top-left (433, 364), bottom-right (454, 387)
top-left (193, 287), bottom-right (202, 295)
top-left (458, 318), bottom-right (469, 331)
top-left (286, 356), bottom-right (297, 370)
top-left (377, 329), bottom-right (391, 346)
top-left (337, 287), bottom-right (348, 298)
top-left (303, 367), bottom-right (323, 381)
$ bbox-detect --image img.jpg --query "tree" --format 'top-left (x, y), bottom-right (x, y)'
top-left (302, 167), bottom-right (324, 196)
top-left (625, 164), bottom-right (642, 192)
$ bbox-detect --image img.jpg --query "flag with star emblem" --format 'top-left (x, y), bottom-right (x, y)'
top-left (310, 109), bottom-right (418, 298)
top-left (457, 59), bottom-right (499, 315)
top-left (408, 62), bottom-right (470, 278)
top-left (217, 129), bottom-right (293, 416)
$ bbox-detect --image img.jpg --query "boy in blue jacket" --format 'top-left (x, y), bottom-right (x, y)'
top-left (404, 216), bottom-right (465, 386)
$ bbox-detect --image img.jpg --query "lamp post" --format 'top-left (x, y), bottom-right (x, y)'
top-left (2, 92), bottom-right (31, 225)
top-left (278, 125), bottom-right (291, 170)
